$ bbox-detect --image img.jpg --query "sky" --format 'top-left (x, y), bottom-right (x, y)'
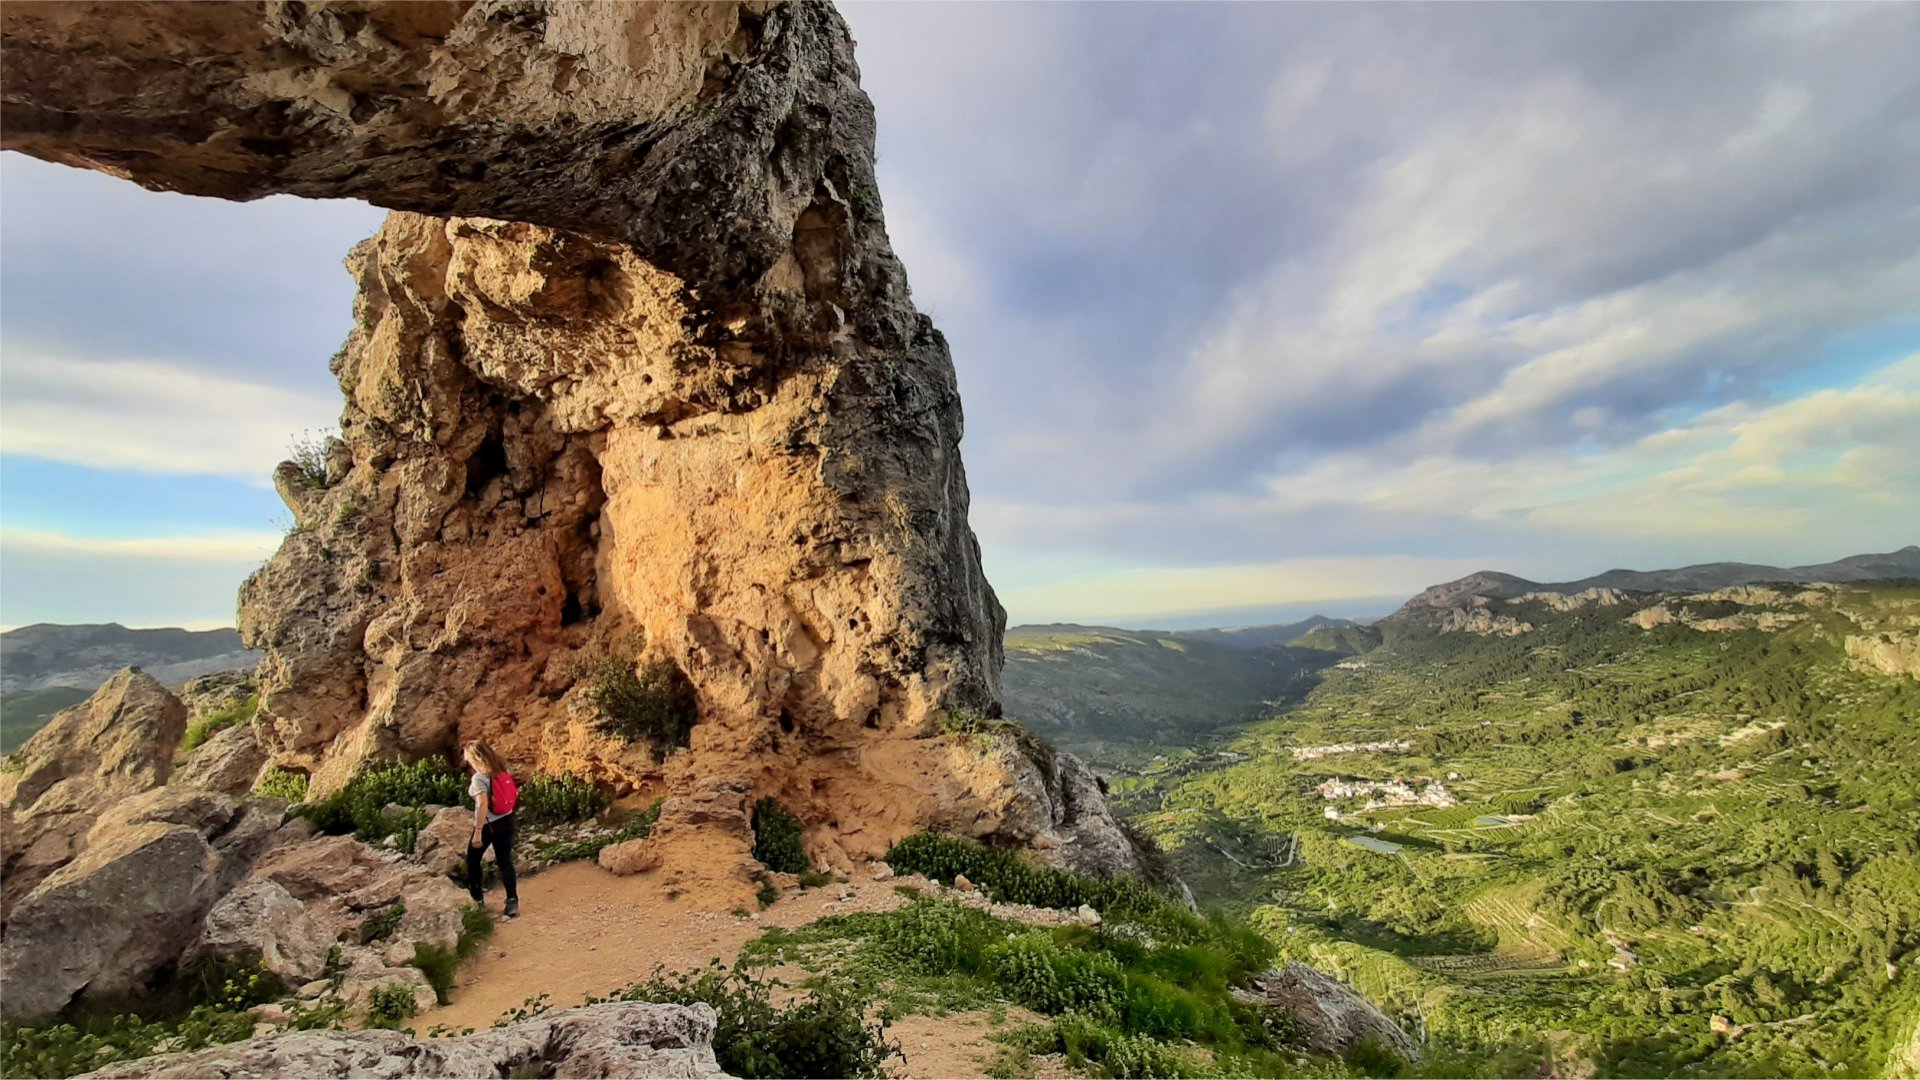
top-left (2, 3), bottom-right (1916, 633)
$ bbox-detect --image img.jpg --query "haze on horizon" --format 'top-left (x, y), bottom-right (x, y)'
top-left (2, 2), bottom-right (1916, 633)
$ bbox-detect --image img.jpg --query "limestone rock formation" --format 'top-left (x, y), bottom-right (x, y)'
top-left (0, 0), bottom-right (1142, 894)
top-left (0, 668), bottom-right (187, 914)
top-left (1233, 963), bottom-right (1420, 1062)
top-left (79, 1001), bottom-right (723, 1079)
top-left (1847, 632), bottom-right (1920, 679)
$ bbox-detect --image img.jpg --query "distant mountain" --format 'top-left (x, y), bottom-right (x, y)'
top-left (1287, 623), bottom-right (1384, 656)
top-left (0, 623), bottom-right (259, 695)
top-left (1166, 616), bottom-right (1351, 651)
top-left (1000, 623), bottom-right (1331, 767)
top-left (1397, 546), bottom-right (1920, 615)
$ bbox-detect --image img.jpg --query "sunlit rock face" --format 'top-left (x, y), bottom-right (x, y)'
top-left (2, 1), bottom-right (1139, 898)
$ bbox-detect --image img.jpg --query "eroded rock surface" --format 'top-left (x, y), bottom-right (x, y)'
top-left (0, 668), bottom-right (187, 914)
top-left (0, 0), bottom-right (1144, 894)
top-left (78, 1001), bottom-right (723, 1079)
top-left (1234, 963), bottom-right (1420, 1062)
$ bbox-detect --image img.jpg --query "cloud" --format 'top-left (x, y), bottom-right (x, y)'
top-left (0, 526), bottom-right (278, 629)
top-left (0, 348), bottom-right (339, 482)
top-left (0, 528), bottom-right (283, 561)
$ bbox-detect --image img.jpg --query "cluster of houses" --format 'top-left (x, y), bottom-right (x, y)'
top-left (1315, 776), bottom-right (1457, 816)
top-left (1290, 739), bottom-right (1411, 762)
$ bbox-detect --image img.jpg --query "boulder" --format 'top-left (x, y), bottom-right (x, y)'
top-left (79, 1001), bottom-right (723, 1078)
top-left (599, 836), bottom-right (660, 876)
top-left (0, 822), bottom-right (219, 1019)
top-left (173, 720), bottom-right (271, 796)
top-left (411, 807), bottom-right (477, 879)
top-left (1, 668), bottom-right (187, 913)
top-left (188, 879), bottom-right (336, 984)
top-left (1233, 963), bottom-right (1420, 1062)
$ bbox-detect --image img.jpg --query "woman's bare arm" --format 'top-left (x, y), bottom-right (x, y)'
top-left (472, 787), bottom-right (490, 845)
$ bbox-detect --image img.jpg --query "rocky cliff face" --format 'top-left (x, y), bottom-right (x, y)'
top-left (1, 1), bottom-right (1135, 895)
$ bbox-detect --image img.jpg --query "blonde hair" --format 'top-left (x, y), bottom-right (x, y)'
top-left (464, 741), bottom-right (509, 776)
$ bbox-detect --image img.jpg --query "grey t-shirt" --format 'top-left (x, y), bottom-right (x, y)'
top-left (470, 773), bottom-right (510, 821)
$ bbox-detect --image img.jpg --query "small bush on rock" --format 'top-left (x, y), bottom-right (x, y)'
top-left (582, 635), bottom-right (697, 762)
top-left (253, 766), bottom-right (309, 801)
top-left (364, 983), bottom-right (417, 1030)
top-left (180, 694), bottom-right (259, 752)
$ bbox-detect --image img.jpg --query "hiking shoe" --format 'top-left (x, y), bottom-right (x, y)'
top-left (504, 898), bottom-right (520, 918)
top-left (469, 893), bottom-right (484, 907)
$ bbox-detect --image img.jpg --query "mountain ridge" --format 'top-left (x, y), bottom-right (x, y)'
top-left (1397, 545), bottom-right (1920, 614)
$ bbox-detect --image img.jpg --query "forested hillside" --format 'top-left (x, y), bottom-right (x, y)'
top-left (1001, 623), bottom-right (1334, 769)
top-left (1097, 581), bottom-right (1920, 1076)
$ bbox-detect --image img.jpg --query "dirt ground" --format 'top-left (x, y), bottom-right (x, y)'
top-left (416, 861), bottom-right (1066, 1079)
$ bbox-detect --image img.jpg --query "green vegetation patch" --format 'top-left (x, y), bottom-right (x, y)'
top-left (590, 962), bottom-right (891, 1079)
top-left (751, 797), bottom-right (809, 874)
top-left (179, 693), bottom-right (259, 753)
top-left (515, 773), bottom-right (610, 827)
top-left (252, 766), bottom-right (309, 802)
top-left (581, 634), bottom-right (698, 762)
top-left (291, 757), bottom-right (466, 852)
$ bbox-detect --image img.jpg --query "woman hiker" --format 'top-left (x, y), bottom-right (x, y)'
top-left (463, 741), bottom-right (520, 918)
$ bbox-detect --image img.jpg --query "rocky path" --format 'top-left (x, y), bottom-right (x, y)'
top-left (419, 862), bottom-right (1065, 1078)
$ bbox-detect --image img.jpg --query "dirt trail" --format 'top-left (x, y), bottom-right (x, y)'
top-left (416, 862), bottom-right (1028, 1078)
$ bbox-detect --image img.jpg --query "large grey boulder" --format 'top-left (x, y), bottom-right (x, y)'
top-left (0, 822), bottom-right (219, 1019)
top-left (79, 1001), bottom-right (724, 1078)
top-left (1234, 962), bottom-right (1421, 1061)
top-left (0, 668), bottom-right (187, 914)
top-left (187, 879), bottom-right (335, 984)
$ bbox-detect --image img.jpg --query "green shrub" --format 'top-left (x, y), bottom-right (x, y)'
top-left (594, 962), bottom-right (891, 1078)
top-left (751, 798), bottom-right (808, 874)
top-left (293, 758), bottom-right (466, 852)
top-left (457, 903), bottom-right (494, 959)
top-left (987, 934), bottom-right (1126, 1018)
top-left (517, 774), bottom-right (610, 826)
top-left (364, 983), bottom-right (417, 1030)
top-left (411, 943), bottom-right (459, 1005)
top-left (873, 897), bottom-right (1001, 974)
top-left (797, 869), bottom-right (834, 889)
top-left (253, 766), bottom-right (309, 801)
top-left (180, 694), bottom-right (258, 752)
top-left (582, 637), bottom-right (697, 762)
top-left (883, 833), bottom-right (1273, 980)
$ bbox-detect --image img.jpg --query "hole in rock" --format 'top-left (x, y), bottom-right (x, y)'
top-left (778, 709), bottom-right (796, 735)
top-left (465, 426), bottom-right (508, 497)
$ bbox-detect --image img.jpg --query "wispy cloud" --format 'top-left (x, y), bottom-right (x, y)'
top-left (0, 527), bottom-right (283, 562)
top-left (0, 348), bottom-right (338, 482)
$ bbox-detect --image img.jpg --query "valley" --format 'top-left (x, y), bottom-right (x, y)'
top-left (1024, 575), bottom-right (1920, 1076)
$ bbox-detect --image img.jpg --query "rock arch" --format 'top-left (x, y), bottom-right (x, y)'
top-left (2, 1), bottom-right (1137, 900)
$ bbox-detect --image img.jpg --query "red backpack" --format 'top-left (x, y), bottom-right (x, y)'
top-left (490, 771), bottom-right (518, 815)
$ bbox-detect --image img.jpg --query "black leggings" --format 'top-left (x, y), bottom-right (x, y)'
top-left (466, 812), bottom-right (517, 903)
